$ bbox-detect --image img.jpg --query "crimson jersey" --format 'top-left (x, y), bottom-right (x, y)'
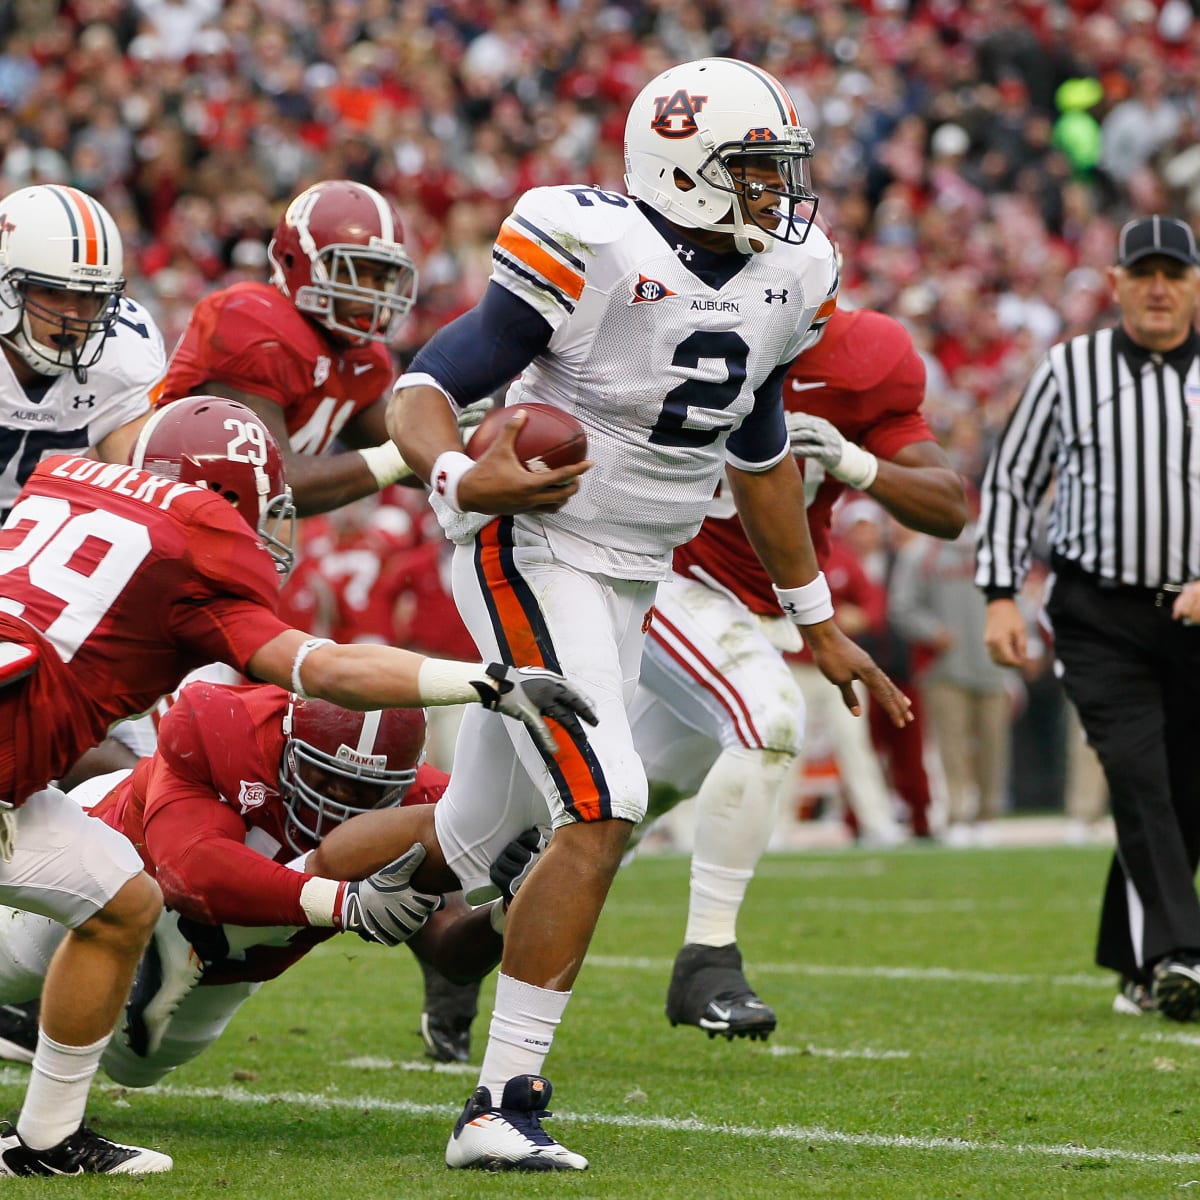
top-left (159, 282), bottom-right (391, 454)
top-left (90, 681), bottom-right (449, 984)
top-left (0, 456), bottom-right (289, 804)
top-left (673, 308), bottom-right (934, 615)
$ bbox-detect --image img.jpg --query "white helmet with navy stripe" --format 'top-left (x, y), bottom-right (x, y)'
top-left (0, 184), bottom-right (125, 380)
top-left (624, 57), bottom-right (819, 255)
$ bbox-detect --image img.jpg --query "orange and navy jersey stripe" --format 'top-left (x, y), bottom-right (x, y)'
top-left (493, 214), bottom-right (586, 317)
top-left (45, 185), bottom-right (115, 270)
top-left (473, 517), bottom-right (612, 822)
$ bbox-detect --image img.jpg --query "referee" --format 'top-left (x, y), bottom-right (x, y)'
top-left (975, 215), bottom-right (1200, 1021)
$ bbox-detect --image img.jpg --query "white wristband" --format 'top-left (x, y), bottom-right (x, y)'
top-left (430, 450), bottom-right (475, 513)
top-left (299, 876), bottom-right (342, 927)
top-left (773, 573), bottom-right (835, 626)
top-left (358, 441), bottom-right (411, 489)
top-left (830, 441), bottom-right (879, 489)
top-left (417, 658), bottom-right (488, 706)
top-left (291, 637), bottom-right (334, 699)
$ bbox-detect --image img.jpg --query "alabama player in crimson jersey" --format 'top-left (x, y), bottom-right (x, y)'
top-left (0, 394), bottom-right (592, 1176)
top-left (631, 304), bottom-right (967, 1041)
top-left (158, 180), bottom-right (419, 515)
top-left (0, 681), bottom-right (542, 1089)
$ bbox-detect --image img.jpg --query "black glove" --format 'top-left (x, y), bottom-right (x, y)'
top-left (489, 826), bottom-right (549, 905)
top-left (471, 663), bottom-right (598, 754)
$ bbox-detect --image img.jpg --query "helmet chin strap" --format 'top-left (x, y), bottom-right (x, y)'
top-left (1, 327), bottom-right (80, 380)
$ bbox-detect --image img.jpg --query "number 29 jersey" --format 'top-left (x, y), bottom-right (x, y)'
top-left (489, 186), bottom-right (838, 580)
top-left (0, 455), bottom-right (289, 805)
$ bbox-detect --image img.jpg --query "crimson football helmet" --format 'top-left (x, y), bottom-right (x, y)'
top-left (279, 697), bottom-right (427, 854)
top-left (624, 58), bottom-right (818, 254)
top-left (129, 396), bottom-right (296, 576)
top-left (267, 179), bottom-right (418, 344)
top-left (0, 184), bottom-right (125, 381)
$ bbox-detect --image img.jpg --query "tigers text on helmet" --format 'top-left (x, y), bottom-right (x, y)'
top-left (279, 698), bottom-right (426, 855)
top-left (129, 396), bottom-right (296, 577)
top-left (0, 185), bottom-right (125, 381)
top-left (267, 179), bottom-right (418, 345)
top-left (623, 58), bottom-right (819, 255)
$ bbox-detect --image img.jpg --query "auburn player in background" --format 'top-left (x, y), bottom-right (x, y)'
top-left (158, 179), bottom-right (419, 514)
top-left (0, 184), bottom-right (166, 522)
top-left (631, 300), bottom-right (967, 1041)
top-left (0, 683), bottom-right (542, 1090)
top-left (0, 394), bottom-right (592, 1176)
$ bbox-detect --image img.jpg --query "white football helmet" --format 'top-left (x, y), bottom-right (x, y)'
top-left (0, 185), bottom-right (124, 380)
top-left (624, 58), bottom-right (819, 255)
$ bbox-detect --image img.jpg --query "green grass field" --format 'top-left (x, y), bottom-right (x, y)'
top-left (4, 839), bottom-right (1199, 1199)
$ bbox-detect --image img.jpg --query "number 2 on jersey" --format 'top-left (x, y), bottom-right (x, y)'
top-left (650, 330), bottom-right (750, 447)
top-left (0, 495), bottom-right (151, 662)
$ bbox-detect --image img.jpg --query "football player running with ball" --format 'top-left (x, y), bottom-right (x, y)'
top-left (0, 395), bottom-right (592, 1176)
top-left (388, 58), bottom-right (912, 1172)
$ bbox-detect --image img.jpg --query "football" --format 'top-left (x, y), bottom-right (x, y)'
top-left (465, 402), bottom-right (588, 473)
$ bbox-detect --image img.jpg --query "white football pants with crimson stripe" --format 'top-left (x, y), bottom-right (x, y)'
top-left (632, 573), bottom-right (805, 945)
top-left (434, 517), bottom-right (658, 904)
top-left (634, 573), bottom-right (807, 769)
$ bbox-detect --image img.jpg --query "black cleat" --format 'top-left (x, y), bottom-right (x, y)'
top-left (418, 958), bottom-right (480, 1063)
top-left (0, 1122), bottom-right (172, 1176)
top-left (1152, 956), bottom-right (1200, 1022)
top-left (665, 942), bottom-right (777, 1041)
top-left (1112, 976), bottom-right (1156, 1016)
top-left (0, 1001), bottom-right (38, 1064)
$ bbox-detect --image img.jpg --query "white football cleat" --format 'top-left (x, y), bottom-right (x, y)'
top-left (446, 1074), bottom-right (588, 1171)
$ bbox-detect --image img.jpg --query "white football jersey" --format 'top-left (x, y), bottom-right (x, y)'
top-left (0, 296), bottom-right (165, 513)
top-left (488, 185), bottom-right (837, 580)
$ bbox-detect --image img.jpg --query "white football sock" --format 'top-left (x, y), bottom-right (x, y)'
top-left (18, 1028), bottom-right (109, 1149)
top-left (685, 746), bottom-right (791, 946)
top-left (478, 973), bottom-right (571, 1099)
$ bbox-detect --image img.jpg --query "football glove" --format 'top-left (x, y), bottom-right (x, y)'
top-left (785, 412), bottom-right (878, 489)
top-left (489, 826), bottom-right (550, 906)
top-left (339, 843), bottom-right (440, 947)
top-left (471, 664), bottom-right (598, 754)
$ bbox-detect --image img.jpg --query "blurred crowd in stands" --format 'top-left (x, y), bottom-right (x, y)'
top-left (2, 0), bottom-right (1195, 838)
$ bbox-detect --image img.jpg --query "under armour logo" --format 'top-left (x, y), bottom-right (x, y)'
top-left (765, 289), bottom-right (789, 304)
top-left (71, 393), bottom-right (96, 409)
top-left (674, 244), bottom-right (695, 262)
top-left (313, 355), bottom-right (331, 387)
top-left (642, 605), bottom-right (655, 634)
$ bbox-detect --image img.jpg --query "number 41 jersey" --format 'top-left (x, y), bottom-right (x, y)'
top-left (490, 185), bottom-right (838, 581)
top-left (0, 455), bottom-right (289, 806)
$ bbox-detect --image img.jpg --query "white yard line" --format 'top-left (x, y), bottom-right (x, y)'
top-left (585, 956), bottom-right (1113, 989)
top-left (97, 1078), bottom-right (1200, 1167)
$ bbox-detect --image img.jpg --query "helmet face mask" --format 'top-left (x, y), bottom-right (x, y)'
top-left (267, 180), bottom-right (418, 345)
top-left (129, 396), bottom-right (297, 578)
top-left (0, 185), bottom-right (125, 380)
top-left (278, 698), bottom-right (426, 854)
top-left (624, 58), bottom-right (819, 255)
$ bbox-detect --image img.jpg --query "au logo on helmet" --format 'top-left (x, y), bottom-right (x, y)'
top-left (650, 90), bottom-right (709, 139)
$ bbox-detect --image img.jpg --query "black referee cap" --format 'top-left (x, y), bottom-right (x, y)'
top-left (1116, 216), bottom-right (1200, 268)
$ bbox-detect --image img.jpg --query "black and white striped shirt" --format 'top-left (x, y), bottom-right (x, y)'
top-left (976, 326), bottom-right (1200, 594)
